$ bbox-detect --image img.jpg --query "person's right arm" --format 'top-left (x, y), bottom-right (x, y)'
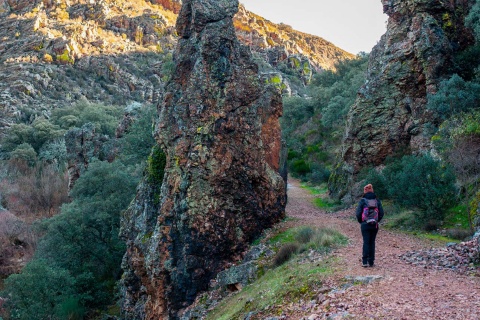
top-left (355, 199), bottom-right (364, 223)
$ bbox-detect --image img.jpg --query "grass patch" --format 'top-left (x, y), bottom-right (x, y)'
top-left (268, 228), bottom-right (297, 245)
top-left (417, 233), bottom-right (458, 243)
top-left (313, 197), bottom-right (339, 209)
top-left (300, 183), bottom-right (340, 210)
top-left (205, 258), bottom-right (333, 320)
top-left (301, 183), bottom-right (327, 195)
top-left (444, 204), bottom-right (471, 229)
top-left (269, 226), bottom-right (348, 266)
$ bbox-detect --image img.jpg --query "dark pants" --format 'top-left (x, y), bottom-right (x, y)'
top-left (361, 223), bottom-right (378, 265)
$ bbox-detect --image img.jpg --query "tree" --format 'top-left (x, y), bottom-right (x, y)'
top-left (2, 259), bottom-right (82, 320)
top-left (384, 155), bottom-right (457, 222)
top-left (427, 74), bottom-right (480, 121)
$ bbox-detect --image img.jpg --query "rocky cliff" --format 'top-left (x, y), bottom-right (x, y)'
top-left (119, 0), bottom-right (287, 318)
top-left (0, 0), bottom-right (351, 137)
top-left (330, 0), bottom-right (475, 201)
top-left (234, 4), bottom-right (353, 72)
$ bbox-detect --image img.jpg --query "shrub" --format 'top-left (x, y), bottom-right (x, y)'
top-left (1, 119), bottom-right (64, 156)
top-left (383, 154), bottom-right (457, 223)
top-left (273, 243), bottom-right (299, 267)
top-left (9, 144), bottom-right (37, 166)
top-left (5, 163), bottom-right (69, 219)
top-left (295, 227), bottom-right (314, 244)
top-left (2, 259), bottom-right (81, 320)
top-left (466, 0), bottom-right (480, 40)
top-left (426, 74), bottom-right (480, 121)
top-left (290, 159), bottom-right (310, 176)
top-left (50, 100), bottom-right (123, 136)
top-left (120, 104), bottom-right (156, 167)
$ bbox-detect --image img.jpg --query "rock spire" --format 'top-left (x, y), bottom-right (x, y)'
top-left (120, 0), bottom-right (287, 318)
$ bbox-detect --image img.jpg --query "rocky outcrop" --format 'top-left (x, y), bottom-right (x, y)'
top-left (0, 0), bottom-right (352, 133)
top-left (64, 123), bottom-right (115, 190)
top-left (330, 0), bottom-right (475, 201)
top-left (120, 0), bottom-right (287, 318)
top-left (234, 4), bottom-right (354, 71)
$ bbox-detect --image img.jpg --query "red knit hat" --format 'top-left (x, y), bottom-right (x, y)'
top-left (364, 184), bottom-right (374, 194)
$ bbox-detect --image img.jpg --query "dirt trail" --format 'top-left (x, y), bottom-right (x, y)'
top-left (284, 179), bottom-right (480, 320)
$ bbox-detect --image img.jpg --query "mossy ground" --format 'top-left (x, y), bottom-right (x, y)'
top-left (206, 257), bottom-right (334, 320)
top-left (205, 226), bottom-right (347, 319)
top-left (301, 183), bottom-right (341, 211)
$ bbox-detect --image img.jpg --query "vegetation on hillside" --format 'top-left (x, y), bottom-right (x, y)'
top-left (206, 226), bottom-right (347, 320)
top-left (0, 103), bottom-right (160, 319)
top-left (282, 53), bottom-right (369, 184)
top-left (282, 0), bottom-right (480, 235)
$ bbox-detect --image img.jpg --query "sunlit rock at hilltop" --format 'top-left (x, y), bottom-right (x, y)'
top-left (120, 0), bottom-right (287, 318)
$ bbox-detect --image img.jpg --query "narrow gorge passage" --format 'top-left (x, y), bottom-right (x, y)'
top-left (284, 180), bottom-right (480, 319)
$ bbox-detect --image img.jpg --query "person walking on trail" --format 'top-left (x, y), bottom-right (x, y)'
top-left (356, 184), bottom-right (384, 267)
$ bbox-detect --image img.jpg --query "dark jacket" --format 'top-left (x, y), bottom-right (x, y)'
top-left (355, 192), bottom-right (384, 224)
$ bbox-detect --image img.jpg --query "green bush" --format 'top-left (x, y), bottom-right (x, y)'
top-left (290, 159), bottom-right (310, 176)
top-left (2, 259), bottom-right (82, 320)
top-left (426, 74), bottom-right (480, 121)
top-left (120, 104), bottom-right (156, 167)
top-left (466, 0), bottom-right (480, 40)
top-left (380, 155), bottom-right (457, 223)
top-left (1, 119), bottom-right (64, 155)
top-left (9, 143), bottom-right (37, 166)
top-left (3, 160), bottom-right (138, 316)
top-left (50, 100), bottom-right (123, 136)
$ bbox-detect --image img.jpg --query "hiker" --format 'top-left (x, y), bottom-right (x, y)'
top-left (356, 184), bottom-right (384, 267)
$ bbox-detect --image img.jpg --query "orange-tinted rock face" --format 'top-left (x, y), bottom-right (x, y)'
top-left (120, 0), bottom-right (286, 319)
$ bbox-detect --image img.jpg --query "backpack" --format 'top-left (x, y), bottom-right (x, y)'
top-left (362, 199), bottom-right (379, 225)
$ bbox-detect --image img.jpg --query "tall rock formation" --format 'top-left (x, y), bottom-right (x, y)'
top-left (330, 0), bottom-right (475, 201)
top-left (120, 0), bottom-right (287, 318)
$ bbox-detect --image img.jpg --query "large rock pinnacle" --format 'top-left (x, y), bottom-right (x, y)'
top-left (120, 0), bottom-right (287, 319)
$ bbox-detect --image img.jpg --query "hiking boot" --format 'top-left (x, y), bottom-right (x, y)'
top-left (362, 263), bottom-right (369, 267)
top-left (369, 264), bottom-right (374, 267)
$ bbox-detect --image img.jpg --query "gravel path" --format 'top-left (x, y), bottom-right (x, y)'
top-left (284, 179), bottom-right (480, 320)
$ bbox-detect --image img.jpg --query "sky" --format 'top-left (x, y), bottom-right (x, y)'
top-left (240, 0), bottom-right (388, 54)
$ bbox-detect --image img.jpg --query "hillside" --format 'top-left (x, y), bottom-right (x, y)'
top-left (0, 0), bottom-right (353, 135)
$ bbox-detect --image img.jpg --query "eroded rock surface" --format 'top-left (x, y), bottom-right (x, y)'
top-left (330, 0), bottom-right (475, 201)
top-left (120, 0), bottom-right (287, 318)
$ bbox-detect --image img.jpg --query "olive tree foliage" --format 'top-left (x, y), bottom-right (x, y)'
top-left (281, 54), bottom-right (369, 182)
top-left (2, 260), bottom-right (81, 320)
top-left (433, 111), bottom-right (480, 227)
top-left (50, 100), bottom-right (123, 136)
top-left (2, 160), bottom-right (137, 319)
top-left (426, 74), bottom-right (480, 121)
top-left (363, 154), bottom-right (457, 224)
top-left (466, 0), bottom-right (480, 40)
top-left (1, 101), bottom-right (160, 318)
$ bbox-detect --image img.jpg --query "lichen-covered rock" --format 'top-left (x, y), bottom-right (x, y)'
top-left (120, 0), bottom-right (287, 318)
top-left (330, 0), bottom-right (475, 200)
top-left (64, 123), bottom-right (114, 190)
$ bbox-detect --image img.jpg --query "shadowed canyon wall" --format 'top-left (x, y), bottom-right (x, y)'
top-left (330, 0), bottom-right (475, 201)
top-left (120, 0), bottom-right (287, 319)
